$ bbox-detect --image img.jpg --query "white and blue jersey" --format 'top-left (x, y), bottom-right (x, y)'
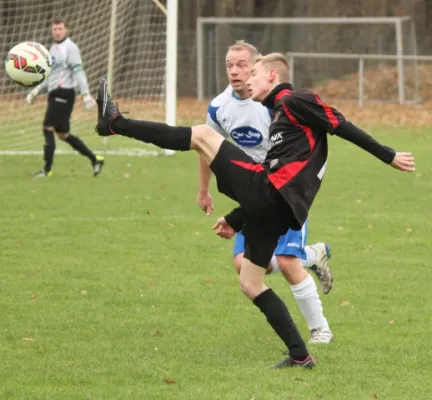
top-left (206, 85), bottom-right (271, 162)
top-left (206, 86), bottom-right (308, 259)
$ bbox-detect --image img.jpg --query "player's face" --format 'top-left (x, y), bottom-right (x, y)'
top-left (246, 62), bottom-right (273, 101)
top-left (51, 23), bottom-right (68, 42)
top-left (225, 49), bottom-right (253, 98)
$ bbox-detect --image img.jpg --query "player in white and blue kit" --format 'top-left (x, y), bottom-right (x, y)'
top-left (197, 41), bottom-right (333, 343)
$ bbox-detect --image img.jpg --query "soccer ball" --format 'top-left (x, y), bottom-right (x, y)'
top-left (5, 41), bottom-right (52, 87)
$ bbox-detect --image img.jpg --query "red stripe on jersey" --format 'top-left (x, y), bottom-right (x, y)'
top-left (281, 102), bottom-right (316, 151)
top-left (275, 89), bottom-right (291, 103)
top-left (314, 94), bottom-right (339, 128)
top-left (231, 160), bottom-right (264, 172)
top-left (267, 160), bottom-right (307, 189)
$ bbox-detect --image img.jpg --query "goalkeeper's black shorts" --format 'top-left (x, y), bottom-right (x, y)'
top-left (43, 88), bottom-right (75, 132)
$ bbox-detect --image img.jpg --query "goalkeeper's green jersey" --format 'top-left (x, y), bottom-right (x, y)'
top-left (39, 37), bottom-right (90, 95)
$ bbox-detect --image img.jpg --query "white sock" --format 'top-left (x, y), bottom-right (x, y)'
top-left (302, 245), bottom-right (318, 268)
top-left (269, 255), bottom-right (279, 274)
top-left (290, 275), bottom-right (329, 331)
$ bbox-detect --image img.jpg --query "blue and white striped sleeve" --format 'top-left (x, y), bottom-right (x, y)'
top-left (205, 102), bottom-right (228, 138)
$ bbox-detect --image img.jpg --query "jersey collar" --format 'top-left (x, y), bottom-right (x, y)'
top-left (261, 83), bottom-right (294, 108)
top-left (54, 36), bottom-right (68, 44)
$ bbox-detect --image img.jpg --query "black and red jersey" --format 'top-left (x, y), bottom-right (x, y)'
top-left (261, 83), bottom-right (394, 228)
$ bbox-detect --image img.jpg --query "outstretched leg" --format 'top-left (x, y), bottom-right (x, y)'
top-left (95, 78), bottom-right (223, 165)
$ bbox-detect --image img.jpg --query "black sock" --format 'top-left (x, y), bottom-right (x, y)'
top-left (112, 117), bottom-right (192, 151)
top-left (43, 128), bottom-right (55, 172)
top-left (65, 134), bottom-right (97, 164)
top-left (253, 288), bottom-right (308, 360)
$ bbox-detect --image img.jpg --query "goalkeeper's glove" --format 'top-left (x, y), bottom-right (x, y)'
top-left (83, 93), bottom-right (96, 110)
top-left (26, 86), bottom-right (41, 105)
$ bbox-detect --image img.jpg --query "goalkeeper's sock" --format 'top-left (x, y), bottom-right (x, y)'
top-left (112, 117), bottom-right (192, 151)
top-left (43, 128), bottom-right (55, 173)
top-left (65, 134), bottom-right (97, 164)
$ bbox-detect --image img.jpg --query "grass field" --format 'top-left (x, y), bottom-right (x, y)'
top-left (0, 126), bottom-right (431, 399)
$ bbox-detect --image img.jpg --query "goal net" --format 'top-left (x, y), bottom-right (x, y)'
top-left (0, 0), bottom-right (174, 156)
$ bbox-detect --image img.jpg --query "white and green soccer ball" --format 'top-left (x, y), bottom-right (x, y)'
top-left (5, 41), bottom-right (52, 87)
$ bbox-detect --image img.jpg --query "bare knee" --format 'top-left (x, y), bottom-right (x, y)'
top-left (239, 277), bottom-right (257, 299)
top-left (56, 132), bottom-right (68, 141)
top-left (238, 260), bottom-right (267, 299)
top-left (191, 125), bottom-right (224, 164)
top-left (191, 125), bottom-right (214, 145)
top-left (278, 255), bottom-right (308, 285)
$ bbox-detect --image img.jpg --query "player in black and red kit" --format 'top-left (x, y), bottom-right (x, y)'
top-left (94, 53), bottom-right (415, 369)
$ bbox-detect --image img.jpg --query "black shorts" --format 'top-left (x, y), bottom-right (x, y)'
top-left (210, 140), bottom-right (298, 268)
top-left (43, 88), bottom-right (76, 132)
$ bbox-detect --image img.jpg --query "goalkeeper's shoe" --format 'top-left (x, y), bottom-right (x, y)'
top-left (309, 242), bottom-right (333, 295)
top-left (33, 169), bottom-right (52, 178)
top-left (270, 353), bottom-right (316, 370)
top-left (92, 155), bottom-right (105, 177)
top-left (95, 77), bottom-right (122, 136)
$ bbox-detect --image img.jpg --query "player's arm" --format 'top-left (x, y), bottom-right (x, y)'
top-left (198, 155), bottom-right (213, 215)
top-left (286, 93), bottom-right (415, 171)
top-left (333, 121), bottom-right (415, 171)
top-left (197, 106), bottom-right (228, 215)
top-left (223, 206), bottom-right (246, 232)
top-left (68, 43), bottom-right (95, 109)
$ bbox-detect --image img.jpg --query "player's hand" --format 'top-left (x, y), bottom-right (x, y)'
top-left (83, 94), bottom-right (96, 110)
top-left (197, 191), bottom-right (214, 216)
top-left (391, 152), bottom-right (415, 172)
top-left (212, 217), bottom-right (235, 240)
top-left (26, 86), bottom-right (41, 105)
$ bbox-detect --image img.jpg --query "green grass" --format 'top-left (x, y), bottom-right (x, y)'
top-left (0, 126), bottom-right (431, 399)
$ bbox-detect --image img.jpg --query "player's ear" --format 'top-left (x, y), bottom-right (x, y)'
top-left (268, 68), bottom-right (277, 82)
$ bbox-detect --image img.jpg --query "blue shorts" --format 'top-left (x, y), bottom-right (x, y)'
top-left (232, 220), bottom-right (308, 260)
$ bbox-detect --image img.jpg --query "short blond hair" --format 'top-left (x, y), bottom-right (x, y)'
top-left (227, 40), bottom-right (259, 60)
top-left (255, 52), bottom-right (290, 82)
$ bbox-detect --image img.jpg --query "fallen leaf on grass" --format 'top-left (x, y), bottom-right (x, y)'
top-left (389, 320), bottom-right (395, 324)
top-left (146, 210), bottom-right (152, 215)
top-left (23, 337), bottom-right (35, 342)
top-left (80, 290), bottom-right (87, 295)
top-left (204, 280), bottom-right (214, 284)
top-left (152, 330), bottom-right (161, 336)
top-left (163, 378), bottom-right (176, 384)
top-left (372, 394), bottom-right (378, 399)
top-left (340, 300), bottom-right (352, 307)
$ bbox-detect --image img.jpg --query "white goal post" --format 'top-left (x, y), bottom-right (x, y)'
top-left (196, 16), bottom-right (417, 104)
top-left (0, 0), bottom-right (178, 156)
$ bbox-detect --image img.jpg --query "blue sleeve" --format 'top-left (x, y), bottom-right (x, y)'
top-left (207, 103), bottom-right (222, 128)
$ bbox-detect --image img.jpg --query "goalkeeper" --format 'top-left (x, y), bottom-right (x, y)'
top-left (26, 16), bottom-right (104, 177)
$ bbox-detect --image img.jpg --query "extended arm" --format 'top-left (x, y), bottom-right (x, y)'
top-left (334, 120), bottom-right (395, 163)
top-left (286, 93), bottom-right (415, 172)
top-left (334, 121), bottom-right (414, 171)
